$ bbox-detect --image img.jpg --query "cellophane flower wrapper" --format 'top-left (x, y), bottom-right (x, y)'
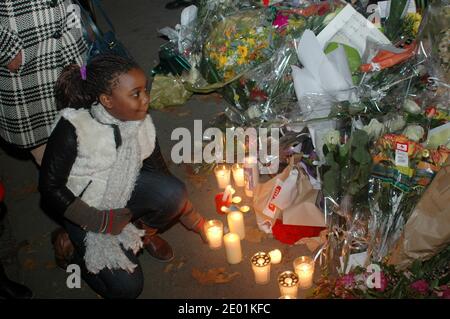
top-left (220, 41), bottom-right (299, 126)
top-left (196, 2), bottom-right (342, 126)
top-left (416, 0), bottom-right (450, 84)
top-left (367, 133), bottom-right (450, 261)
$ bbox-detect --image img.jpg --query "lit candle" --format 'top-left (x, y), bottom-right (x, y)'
top-left (223, 233), bottom-right (242, 264)
top-left (214, 164), bottom-right (231, 189)
top-left (204, 220), bottom-right (223, 250)
top-left (251, 252), bottom-right (271, 285)
top-left (240, 205), bottom-right (250, 213)
top-left (232, 164), bottom-right (245, 187)
top-left (227, 210), bottom-right (245, 240)
top-left (232, 196), bottom-right (242, 204)
top-left (293, 256), bottom-right (315, 289)
top-left (269, 249), bottom-right (282, 264)
top-left (278, 271), bottom-right (299, 299)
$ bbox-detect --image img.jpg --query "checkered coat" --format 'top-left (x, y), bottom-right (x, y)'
top-left (0, 0), bottom-right (87, 148)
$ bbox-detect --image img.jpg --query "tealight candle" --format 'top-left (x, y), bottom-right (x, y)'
top-left (214, 164), bottom-right (231, 189)
top-left (204, 220), bottom-right (223, 250)
top-left (231, 196), bottom-right (242, 204)
top-left (293, 256), bottom-right (315, 289)
top-left (269, 249), bottom-right (282, 264)
top-left (240, 205), bottom-right (250, 213)
top-left (227, 210), bottom-right (245, 240)
top-left (232, 164), bottom-right (245, 187)
top-left (278, 271), bottom-right (299, 299)
top-left (251, 252), bottom-right (271, 285)
top-left (223, 233), bottom-right (242, 264)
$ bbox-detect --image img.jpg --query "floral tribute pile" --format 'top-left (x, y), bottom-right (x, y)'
top-left (155, 0), bottom-right (450, 299)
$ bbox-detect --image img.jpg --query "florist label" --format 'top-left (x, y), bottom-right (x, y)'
top-left (395, 142), bottom-right (409, 167)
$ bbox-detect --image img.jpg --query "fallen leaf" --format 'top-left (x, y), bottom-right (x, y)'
top-left (184, 165), bottom-right (207, 189)
top-left (45, 261), bottom-right (56, 269)
top-left (191, 267), bottom-right (240, 285)
top-left (23, 258), bottom-right (38, 270)
top-left (164, 263), bottom-right (174, 273)
top-left (177, 111), bottom-right (191, 117)
top-left (245, 227), bottom-right (267, 243)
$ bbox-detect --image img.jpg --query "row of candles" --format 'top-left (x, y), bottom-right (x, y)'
top-left (212, 161), bottom-right (313, 298)
top-left (204, 215), bottom-right (315, 298)
top-left (214, 160), bottom-right (259, 197)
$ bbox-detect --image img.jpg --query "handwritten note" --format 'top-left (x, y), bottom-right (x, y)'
top-left (317, 4), bottom-right (391, 56)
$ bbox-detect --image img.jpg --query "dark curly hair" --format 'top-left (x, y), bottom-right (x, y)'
top-left (55, 54), bottom-right (140, 110)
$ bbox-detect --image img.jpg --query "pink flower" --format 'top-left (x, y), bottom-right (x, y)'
top-left (410, 280), bottom-right (429, 295)
top-left (375, 272), bottom-right (389, 292)
top-left (273, 14), bottom-right (289, 29)
top-left (336, 274), bottom-right (355, 289)
top-left (438, 285), bottom-right (450, 299)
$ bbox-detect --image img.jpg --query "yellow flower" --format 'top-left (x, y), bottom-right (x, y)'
top-left (237, 45), bottom-right (248, 58)
top-left (237, 56), bottom-right (246, 65)
top-left (406, 13), bottom-right (422, 35)
top-left (219, 55), bottom-right (227, 68)
top-left (246, 38), bottom-right (256, 46)
top-left (224, 70), bottom-right (235, 81)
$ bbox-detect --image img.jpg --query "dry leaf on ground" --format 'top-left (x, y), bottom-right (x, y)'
top-left (191, 267), bottom-right (240, 285)
top-left (23, 258), bottom-right (38, 270)
top-left (184, 165), bottom-right (207, 189)
top-left (245, 227), bottom-right (267, 243)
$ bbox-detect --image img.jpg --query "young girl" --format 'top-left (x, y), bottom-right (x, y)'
top-left (39, 54), bottom-right (206, 299)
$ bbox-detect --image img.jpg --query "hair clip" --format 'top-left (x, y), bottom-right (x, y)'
top-left (80, 65), bottom-right (87, 81)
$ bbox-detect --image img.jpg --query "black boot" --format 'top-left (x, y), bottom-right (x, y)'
top-left (0, 262), bottom-right (32, 299)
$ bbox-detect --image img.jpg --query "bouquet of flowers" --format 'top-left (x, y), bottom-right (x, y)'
top-left (202, 9), bottom-right (281, 82)
top-left (313, 245), bottom-right (450, 299)
top-left (368, 133), bottom-right (450, 261)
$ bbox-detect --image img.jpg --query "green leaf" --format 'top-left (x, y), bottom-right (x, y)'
top-left (352, 147), bottom-right (371, 164)
top-left (339, 143), bottom-right (350, 158)
top-left (323, 169), bottom-right (339, 198)
top-left (351, 129), bottom-right (369, 146)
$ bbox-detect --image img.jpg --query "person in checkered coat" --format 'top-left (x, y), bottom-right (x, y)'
top-left (0, 0), bottom-right (87, 165)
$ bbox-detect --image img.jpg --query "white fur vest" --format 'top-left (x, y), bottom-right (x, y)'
top-left (59, 108), bottom-right (156, 208)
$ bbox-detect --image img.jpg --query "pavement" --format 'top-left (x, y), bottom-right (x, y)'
top-left (0, 0), bottom-right (312, 299)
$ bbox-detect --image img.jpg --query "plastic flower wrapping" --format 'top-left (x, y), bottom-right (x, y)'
top-left (154, 0), bottom-right (450, 298)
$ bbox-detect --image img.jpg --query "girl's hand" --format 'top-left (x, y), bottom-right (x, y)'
top-left (7, 51), bottom-right (22, 73)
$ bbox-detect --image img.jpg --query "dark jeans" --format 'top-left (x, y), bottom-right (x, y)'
top-left (64, 170), bottom-right (188, 299)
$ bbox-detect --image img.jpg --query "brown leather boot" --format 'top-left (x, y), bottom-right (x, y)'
top-left (135, 220), bottom-right (174, 262)
top-left (51, 227), bottom-right (74, 270)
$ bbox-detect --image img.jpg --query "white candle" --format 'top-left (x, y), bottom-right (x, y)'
top-left (251, 252), bottom-right (271, 285)
top-left (244, 156), bottom-right (259, 197)
top-left (269, 249), bottom-right (282, 264)
top-left (232, 196), bottom-right (242, 204)
top-left (204, 220), bottom-right (223, 250)
top-left (223, 233), bottom-right (242, 264)
top-left (240, 205), bottom-right (250, 213)
top-left (227, 210), bottom-right (245, 240)
top-left (214, 164), bottom-right (231, 189)
top-left (232, 164), bottom-right (245, 187)
top-left (293, 256), bottom-right (315, 289)
top-left (278, 271), bottom-right (299, 299)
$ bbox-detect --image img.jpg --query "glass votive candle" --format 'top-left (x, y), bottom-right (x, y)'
top-left (232, 164), bottom-right (245, 187)
top-left (251, 252), bottom-right (271, 285)
top-left (278, 271), bottom-right (299, 299)
top-left (204, 220), bottom-right (223, 250)
top-left (293, 256), bottom-right (315, 289)
top-left (214, 164), bottom-right (231, 189)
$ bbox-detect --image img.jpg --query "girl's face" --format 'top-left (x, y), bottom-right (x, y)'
top-left (100, 68), bottom-right (150, 121)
